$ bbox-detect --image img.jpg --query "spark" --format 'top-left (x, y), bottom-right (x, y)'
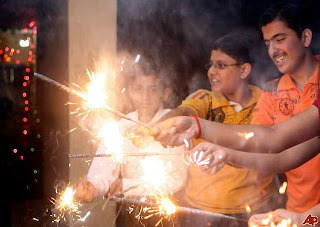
top-left (78, 211), bottom-right (91, 222)
top-left (245, 204), bottom-right (251, 213)
top-left (121, 88), bottom-right (126, 93)
top-left (67, 127), bottom-right (78, 133)
top-left (183, 138), bottom-right (189, 148)
top-left (245, 132), bottom-right (254, 139)
top-left (237, 131), bottom-right (255, 139)
top-left (135, 54), bottom-right (140, 63)
top-left (279, 182), bottom-right (287, 194)
top-left (32, 217), bottom-right (39, 222)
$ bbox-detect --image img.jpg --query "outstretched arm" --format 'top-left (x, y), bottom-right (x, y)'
top-left (152, 105), bottom-right (319, 153)
top-left (190, 137), bottom-right (320, 174)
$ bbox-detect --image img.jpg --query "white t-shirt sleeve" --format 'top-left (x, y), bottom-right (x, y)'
top-left (87, 142), bottom-right (120, 197)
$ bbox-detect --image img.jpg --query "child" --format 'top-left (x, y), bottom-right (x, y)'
top-left (152, 33), bottom-right (276, 226)
top-left (75, 57), bottom-right (186, 226)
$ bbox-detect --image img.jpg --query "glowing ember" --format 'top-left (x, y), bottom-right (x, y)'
top-left (279, 182), bottom-right (287, 194)
top-left (159, 197), bottom-right (176, 215)
top-left (82, 70), bottom-right (108, 109)
top-left (56, 187), bottom-right (79, 211)
top-left (141, 196), bottom-right (177, 226)
top-left (50, 186), bottom-right (81, 222)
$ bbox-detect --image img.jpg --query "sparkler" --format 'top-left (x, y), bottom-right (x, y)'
top-left (34, 72), bottom-right (150, 129)
top-left (69, 152), bottom-right (182, 158)
top-left (50, 186), bottom-right (81, 222)
top-left (109, 196), bottom-right (246, 221)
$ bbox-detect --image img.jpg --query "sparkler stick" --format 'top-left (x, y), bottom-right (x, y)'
top-left (34, 73), bottom-right (151, 129)
top-left (109, 196), bottom-right (247, 222)
top-left (69, 153), bottom-right (182, 158)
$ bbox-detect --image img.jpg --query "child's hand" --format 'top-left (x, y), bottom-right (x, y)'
top-left (124, 125), bottom-right (155, 149)
top-left (151, 116), bottom-right (199, 147)
top-left (74, 178), bottom-right (96, 203)
top-left (107, 179), bottom-right (123, 198)
top-left (184, 142), bottom-right (227, 174)
top-left (248, 209), bottom-right (301, 227)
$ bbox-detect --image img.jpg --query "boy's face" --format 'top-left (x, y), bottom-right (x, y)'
top-left (207, 50), bottom-right (243, 94)
top-left (128, 75), bottom-right (164, 117)
top-left (262, 20), bottom-right (306, 75)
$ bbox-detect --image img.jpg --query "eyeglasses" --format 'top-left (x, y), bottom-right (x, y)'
top-left (205, 62), bottom-right (242, 70)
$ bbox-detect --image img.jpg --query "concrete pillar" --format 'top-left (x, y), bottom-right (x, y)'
top-left (68, 0), bottom-right (117, 225)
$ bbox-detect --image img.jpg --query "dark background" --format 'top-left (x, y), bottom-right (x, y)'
top-left (0, 0), bottom-right (319, 226)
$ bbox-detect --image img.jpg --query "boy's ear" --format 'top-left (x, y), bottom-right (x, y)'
top-left (302, 29), bottom-right (312, 47)
top-left (240, 63), bottom-right (251, 79)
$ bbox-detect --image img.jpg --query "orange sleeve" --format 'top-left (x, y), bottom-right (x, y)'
top-left (251, 92), bottom-right (275, 126)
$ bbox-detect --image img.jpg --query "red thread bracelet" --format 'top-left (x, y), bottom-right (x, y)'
top-left (190, 115), bottom-right (201, 139)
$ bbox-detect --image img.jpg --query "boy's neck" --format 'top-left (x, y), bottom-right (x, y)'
top-left (290, 51), bottom-right (318, 91)
top-left (138, 108), bottom-right (160, 124)
top-left (225, 83), bottom-right (252, 108)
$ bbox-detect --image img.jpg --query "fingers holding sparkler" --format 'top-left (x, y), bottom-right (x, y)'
top-left (184, 142), bottom-right (227, 175)
top-left (74, 178), bottom-right (96, 203)
top-left (151, 116), bottom-right (199, 147)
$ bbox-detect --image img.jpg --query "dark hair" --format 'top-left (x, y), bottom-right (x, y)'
top-left (130, 55), bottom-right (168, 88)
top-left (259, 2), bottom-right (311, 38)
top-left (212, 33), bottom-right (253, 64)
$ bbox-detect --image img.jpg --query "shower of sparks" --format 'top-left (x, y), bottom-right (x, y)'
top-left (69, 70), bottom-right (108, 120)
top-left (99, 120), bottom-right (124, 164)
top-left (50, 186), bottom-right (81, 222)
top-left (135, 54), bottom-right (141, 63)
top-left (141, 196), bottom-right (177, 226)
top-left (279, 182), bottom-right (287, 194)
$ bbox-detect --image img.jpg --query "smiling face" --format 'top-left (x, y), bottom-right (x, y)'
top-left (207, 50), bottom-right (244, 95)
top-left (262, 20), bottom-right (307, 75)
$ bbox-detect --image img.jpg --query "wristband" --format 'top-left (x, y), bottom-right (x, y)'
top-left (190, 115), bottom-right (201, 139)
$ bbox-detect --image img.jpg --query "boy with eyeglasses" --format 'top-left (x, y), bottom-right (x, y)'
top-left (155, 33), bottom-right (276, 226)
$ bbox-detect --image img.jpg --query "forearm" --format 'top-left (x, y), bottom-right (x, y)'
top-left (199, 118), bottom-right (276, 153)
top-left (199, 106), bottom-right (320, 153)
top-left (224, 137), bottom-right (320, 173)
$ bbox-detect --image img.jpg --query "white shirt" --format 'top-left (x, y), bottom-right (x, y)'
top-left (87, 108), bottom-right (186, 197)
